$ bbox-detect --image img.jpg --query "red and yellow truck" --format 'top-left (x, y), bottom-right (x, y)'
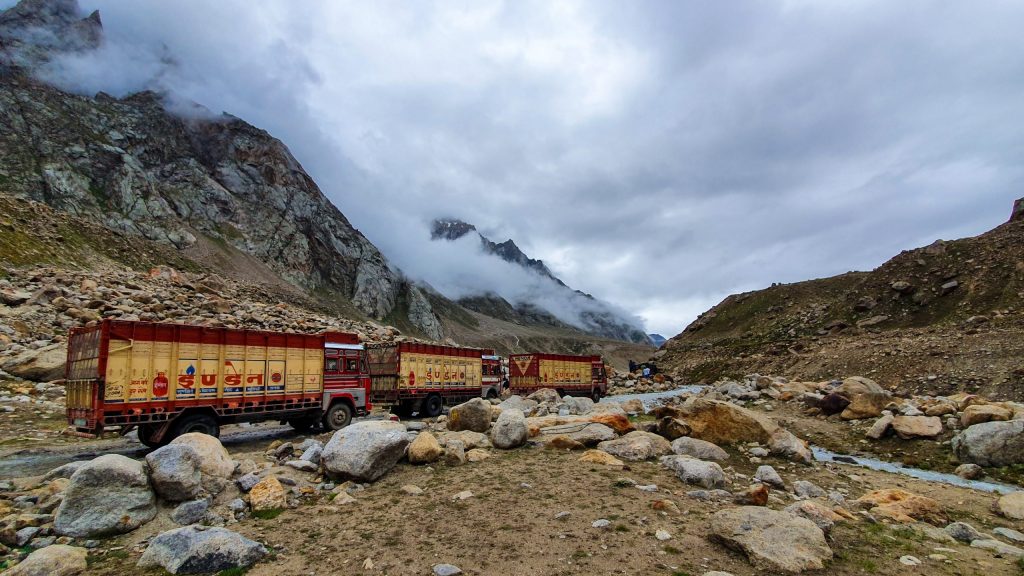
top-left (508, 353), bottom-right (608, 401)
top-left (367, 343), bottom-right (503, 417)
top-left (65, 319), bottom-right (371, 447)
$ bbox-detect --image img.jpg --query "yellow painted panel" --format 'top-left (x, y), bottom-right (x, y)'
top-left (304, 348), bottom-right (323, 393)
top-left (268, 360), bottom-right (286, 395)
top-left (286, 348), bottom-right (305, 393)
top-left (199, 358), bottom-right (220, 399)
top-left (104, 338), bottom-right (131, 403)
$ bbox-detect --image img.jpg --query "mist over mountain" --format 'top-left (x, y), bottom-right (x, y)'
top-left (429, 218), bottom-right (650, 344)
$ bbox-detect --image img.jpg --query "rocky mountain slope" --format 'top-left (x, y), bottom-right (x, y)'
top-left (0, 0), bottom-right (652, 366)
top-left (656, 200), bottom-right (1024, 399)
top-left (430, 218), bottom-right (652, 345)
top-left (0, 0), bottom-right (444, 339)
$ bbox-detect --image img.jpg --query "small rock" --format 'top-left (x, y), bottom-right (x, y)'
top-left (4, 544), bottom-right (87, 576)
top-left (592, 519), bottom-right (610, 528)
top-left (137, 526), bottom-right (267, 574)
top-left (655, 529), bottom-right (671, 541)
top-left (401, 485), bottom-right (424, 496)
top-left (433, 564), bottom-right (463, 576)
top-left (899, 555), bottom-right (921, 566)
top-left (793, 480), bottom-right (826, 499)
top-left (754, 465), bottom-right (785, 489)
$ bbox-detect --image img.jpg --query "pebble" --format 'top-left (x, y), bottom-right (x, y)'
top-left (655, 529), bottom-right (671, 541)
top-left (452, 490), bottom-right (473, 501)
top-left (592, 519), bottom-right (611, 528)
top-left (555, 511), bottom-right (571, 520)
top-left (401, 485), bottom-right (424, 496)
top-left (433, 564), bottom-right (463, 576)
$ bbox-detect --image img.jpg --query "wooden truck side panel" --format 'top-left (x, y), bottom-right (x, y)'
top-left (508, 353), bottom-right (606, 398)
top-left (66, 320), bottom-right (326, 433)
top-left (367, 342), bottom-right (491, 405)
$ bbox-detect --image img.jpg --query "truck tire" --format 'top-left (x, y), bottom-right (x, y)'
top-left (485, 388), bottom-right (498, 400)
top-left (423, 394), bottom-right (443, 418)
top-left (170, 413), bottom-right (220, 439)
top-left (138, 423), bottom-right (166, 448)
top-left (324, 402), bottom-right (353, 430)
top-left (591, 389), bottom-right (602, 404)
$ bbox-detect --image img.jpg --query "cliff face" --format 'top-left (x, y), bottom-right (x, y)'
top-left (0, 0), bottom-right (444, 339)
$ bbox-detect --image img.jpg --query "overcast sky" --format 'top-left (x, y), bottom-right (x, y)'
top-left (14, 0), bottom-right (1024, 337)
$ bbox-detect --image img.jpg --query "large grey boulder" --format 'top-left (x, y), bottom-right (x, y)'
top-left (490, 408), bottom-right (528, 449)
top-left (169, 433), bottom-right (234, 493)
top-left (54, 454), bottom-right (156, 537)
top-left (561, 396), bottom-right (595, 415)
top-left (538, 423), bottom-right (617, 447)
top-left (145, 444), bottom-right (204, 502)
top-left (710, 506), bottom-right (832, 573)
top-left (322, 421), bottom-right (410, 482)
top-left (952, 420), bottom-right (1024, 466)
top-left (1, 342), bottom-right (66, 382)
top-left (597, 431), bottom-right (672, 461)
top-left (448, 398), bottom-right (493, 433)
top-left (672, 437), bottom-right (729, 461)
top-left (137, 526), bottom-right (267, 574)
top-left (660, 455), bottom-right (727, 489)
top-left (498, 395), bottom-right (538, 415)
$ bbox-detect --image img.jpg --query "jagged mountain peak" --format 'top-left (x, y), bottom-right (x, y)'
top-left (0, 0), bottom-right (102, 69)
top-left (430, 218), bottom-right (477, 241)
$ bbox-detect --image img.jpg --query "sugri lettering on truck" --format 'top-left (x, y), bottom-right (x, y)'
top-left (64, 319), bottom-right (372, 447)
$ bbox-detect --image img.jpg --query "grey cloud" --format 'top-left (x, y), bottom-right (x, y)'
top-left (15, 0), bottom-right (1024, 337)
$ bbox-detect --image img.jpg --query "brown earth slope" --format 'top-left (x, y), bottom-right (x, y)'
top-left (658, 201), bottom-right (1024, 399)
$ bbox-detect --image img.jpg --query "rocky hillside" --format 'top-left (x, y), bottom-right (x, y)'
top-left (657, 201), bottom-right (1024, 399)
top-left (0, 0), bottom-right (445, 339)
top-left (430, 218), bottom-right (652, 345)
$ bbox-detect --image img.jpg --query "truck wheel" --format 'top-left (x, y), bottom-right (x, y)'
top-left (591, 389), bottom-right (602, 404)
top-left (485, 389), bottom-right (498, 400)
top-left (171, 413), bottom-right (220, 439)
top-left (138, 423), bottom-right (165, 448)
top-left (423, 394), bottom-right (443, 418)
top-left (324, 402), bottom-right (353, 430)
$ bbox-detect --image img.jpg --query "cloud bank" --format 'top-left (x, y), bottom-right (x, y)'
top-left (10, 0), bottom-right (1024, 337)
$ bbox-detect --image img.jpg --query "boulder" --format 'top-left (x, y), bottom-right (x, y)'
top-left (996, 491), bottom-right (1024, 520)
top-left (854, 489), bottom-right (944, 524)
top-left (527, 388), bottom-right (561, 404)
top-left (4, 544), bottom-right (87, 576)
top-left (817, 393), bottom-right (850, 416)
top-left (562, 396), bottom-right (595, 415)
top-left (579, 449), bottom-right (624, 469)
top-left (891, 416), bottom-right (943, 439)
top-left (54, 454), bottom-right (156, 537)
top-left (709, 506), bottom-right (832, 573)
top-left (793, 481), bottom-right (826, 499)
top-left (734, 483), bottom-right (770, 506)
top-left (169, 433), bottom-right (234, 492)
top-left (497, 396), bottom-right (537, 415)
top-left (952, 420), bottom-right (1024, 466)
top-left (836, 377), bottom-right (891, 420)
top-left (466, 448), bottom-right (490, 462)
top-left (137, 526), bottom-right (267, 574)
top-left (654, 399), bottom-right (776, 445)
top-left (656, 416), bottom-right (692, 440)
top-left (971, 539), bottom-right (1024, 557)
top-left (438, 430), bottom-right (492, 450)
top-left (672, 437), bottom-right (729, 461)
top-left (784, 501), bottom-right (842, 536)
top-left (443, 439), bottom-right (467, 465)
top-left (171, 499), bottom-right (210, 525)
top-left (145, 444), bottom-right (204, 502)
top-left (961, 404), bottom-right (1012, 428)
top-left (768, 429), bottom-right (813, 464)
top-left (1, 343), bottom-right (66, 382)
top-left (42, 461), bottom-right (87, 482)
top-left (408, 431), bottom-right (444, 464)
top-left (526, 413), bottom-right (634, 436)
top-left (754, 465), bottom-right (785, 489)
top-left (249, 476), bottom-right (287, 511)
top-left (598, 431), bottom-right (672, 461)
top-left (924, 402), bottom-right (956, 417)
top-left (620, 399), bottom-right (644, 414)
top-left (537, 423), bottom-right (616, 447)
top-left (660, 455), bottom-right (727, 489)
top-left (322, 421), bottom-right (410, 482)
top-left (448, 398), bottom-right (493, 433)
top-left (944, 521), bottom-right (986, 543)
top-left (865, 413), bottom-right (894, 440)
top-left (490, 408), bottom-right (528, 449)
top-left (954, 463), bottom-right (983, 479)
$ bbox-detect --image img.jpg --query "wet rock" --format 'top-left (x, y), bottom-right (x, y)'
top-left (660, 455), bottom-right (727, 489)
top-left (322, 421), bottom-right (410, 482)
top-left (891, 416), bottom-right (943, 439)
top-left (952, 420), bottom-right (1024, 466)
top-left (448, 398), bottom-right (493, 433)
top-left (249, 477), bottom-right (287, 512)
top-left (145, 444), bottom-right (204, 502)
top-left (671, 437), bottom-right (729, 461)
top-left (854, 489), bottom-right (944, 524)
top-left (137, 526), bottom-right (267, 574)
top-left (709, 506), bottom-right (832, 573)
top-left (408, 431), bottom-right (444, 464)
top-left (578, 449), bottom-right (624, 469)
top-left (54, 454), bottom-right (156, 537)
top-left (4, 544), bottom-right (87, 576)
top-left (169, 433), bottom-right (234, 493)
top-left (491, 408), bottom-right (528, 449)
top-left (598, 431), bottom-right (672, 461)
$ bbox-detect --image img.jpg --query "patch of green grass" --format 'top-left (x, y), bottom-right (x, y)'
top-left (252, 508), bottom-right (284, 520)
top-left (663, 546), bottom-right (681, 555)
top-left (217, 568), bottom-right (249, 576)
top-left (571, 550), bottom-right (588, 560)
top-left (614, 524), bottom-right (629, 532)
top-left (85, 548), bottom-right (129, 566)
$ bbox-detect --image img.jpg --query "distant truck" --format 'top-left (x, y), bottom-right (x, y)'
top-left (65, 319), bottom-right (371, 447)
top-left (508, 353), bottom-right (608, 402)
top-left (366, 342), bottom-right (502, 417)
